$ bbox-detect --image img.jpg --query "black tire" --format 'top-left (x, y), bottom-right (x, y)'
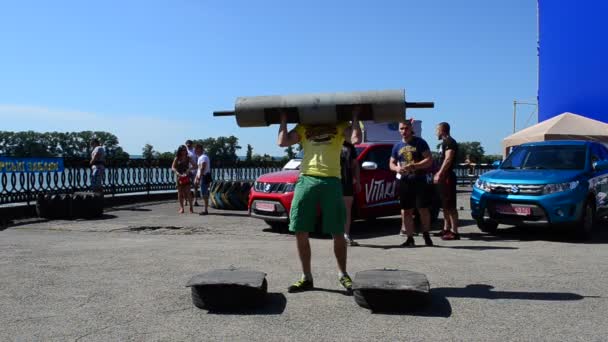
top-left (36, 193), bottom-right (52, 218)
top-left (49, 194), bottom-right (71, 219)
top-left (70, 192), bottom-right (104, 219)
top-left (353, 289), bottom-right (430, 312)
top-left (577, 199), bottom-right (596, 240)
top-left (354, 289), bottom-right (371, 309)
top-left (476, 218), bottom-right (498, 233)
top-left (191, 279), bottom-right (268, 311)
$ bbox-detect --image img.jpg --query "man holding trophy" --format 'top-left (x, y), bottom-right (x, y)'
top-left (389, 119), bottom-right (434, 247)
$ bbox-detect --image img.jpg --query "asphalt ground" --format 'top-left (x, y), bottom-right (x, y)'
top-left (2, 189), bottom-right (608, 341)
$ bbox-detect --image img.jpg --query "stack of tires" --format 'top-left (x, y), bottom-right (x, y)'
top-left (70, 192), bottom-right (104, 219)
top-left (36, 192), bottom-right (104, 220)
top-left (209, 180), bottom-right (253, 211)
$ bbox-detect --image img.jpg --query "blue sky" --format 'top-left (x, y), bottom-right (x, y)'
top-left (0, 0), bottom-right (538, 157)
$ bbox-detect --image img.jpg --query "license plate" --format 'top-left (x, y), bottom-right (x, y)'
top-left (256, 202), bottom-right (275, 212)
top-left (495, 204), bottom-right (531, 216)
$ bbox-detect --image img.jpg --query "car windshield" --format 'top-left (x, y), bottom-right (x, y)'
top-left (501, 145), bottom-right (587, 170)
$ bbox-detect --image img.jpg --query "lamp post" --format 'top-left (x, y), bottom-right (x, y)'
top-left (513, 100), bottom-right (538, 133)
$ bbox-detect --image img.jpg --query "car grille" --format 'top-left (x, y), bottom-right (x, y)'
top-left (253, 182), bottom-right (289, 193)
top-left (488, 183), bottom-right (544, 195)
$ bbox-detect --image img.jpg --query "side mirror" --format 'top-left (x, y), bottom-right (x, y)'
top-left (593, 160), bottom-right (608, 171)
top-left (361, 161), bottom-right (378, 170)
top-left (492, 160), bottom-right (501, 169)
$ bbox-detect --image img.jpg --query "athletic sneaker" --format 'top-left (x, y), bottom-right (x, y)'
top-left (401, 236), bottom-right (415, 247)
top-left (347, 238), bottom-right (359, 247)
top-left (339, 275), bottom-right (353, 295)
top-left (423, 232), bottom-right (434, 246)
top-left (442, 232), bottom-right (461, 240)
top-left (287, 278), bottom-right (314, 293)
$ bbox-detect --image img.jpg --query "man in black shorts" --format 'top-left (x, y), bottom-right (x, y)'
top-left (434, 122), bottom-right (460, 240)
top-left (341, 139), bottom-right (361, 246)
top-left (389, 120), bottom-right (434, 247)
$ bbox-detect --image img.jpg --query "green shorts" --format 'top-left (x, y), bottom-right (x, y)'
top-left (289, 175), bottom-right (346, 235)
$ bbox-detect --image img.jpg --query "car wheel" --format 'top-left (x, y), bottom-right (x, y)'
top-left (577, 200), bottom-right (595, 240)
top-left (476, 219), bottom-right (498, 233)
top-left (265, 220), bottom-right (288, 232)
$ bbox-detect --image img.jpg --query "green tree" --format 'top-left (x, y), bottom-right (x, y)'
top-left (285, 145), bottom-right (296, 159)
top-left (246, 144), bottom-right (253, 162)
top-left (457, 141), bottom-right (485, 164)
top-left (142, 144), bottom-right (158, 160)
top-left (0, 130), bottom-right (126, 159)
top-left (481, 154), bottom-right (503, 164)
top-left (158, 151), bottom-right (176, 161)
top-left (193, 135), bottom-right (241, 166)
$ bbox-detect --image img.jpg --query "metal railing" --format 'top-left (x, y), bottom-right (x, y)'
top-left (0, 162), bottom-right (280, 206)
top-left (0, 160), bottom-right (493, 206)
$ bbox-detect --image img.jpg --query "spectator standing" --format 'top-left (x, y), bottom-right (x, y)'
top-left (389, 120), bottom-right (434, 247)
top-left (89, 138), bottom-right (106, 193)
top-left (185, 140), bottom-right (200, 206)
top-left (194, 144), bottom-right (212, 215)
top-left (434, 122), bottom-right (460, 240)
top-left (172, 145), bottom-right (196, 214)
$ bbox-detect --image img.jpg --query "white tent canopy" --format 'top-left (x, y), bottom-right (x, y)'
top-left (502, 112), bottom-right (608, 156)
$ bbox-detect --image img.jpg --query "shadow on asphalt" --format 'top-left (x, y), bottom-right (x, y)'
top-left (356, 243), bottom-right (518, 251)
top-left (433, 284), bottom-right (594, 301)
top-left (366, 293), bottom-right (452, 317)
top-left (351, 217), bottom-right (477, 240)
top-left (80, 214), bottom-right (118, 221)
top-left (209, 211), bottom-right (250, 218)
top-left (109, 207), bottom-right (152, 212)
top-left (467, 223), bottom-right (608, 244)
top-left (374, 282), bottom-right (594, 317)
top-left (1, 218), bottom-right (47, 231)
top-left (308, 287), bottom-right (352, 296)
top-left (206, 293), bottom-right (287, 315)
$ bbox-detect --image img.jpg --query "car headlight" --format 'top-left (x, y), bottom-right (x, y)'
top-left (543, 181), bottom-right (579, 195)
top-left (474, 178), bottom-right (491, 192)
top-left (283, 183), bottom-right (296, 193)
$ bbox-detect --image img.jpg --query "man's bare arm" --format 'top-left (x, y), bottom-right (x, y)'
top-left (436, 149), bottom-right (456, 179)
top-left (408, 150), bottom-right (433, 172)
top-left (389, 156), bottom-right (400, 173)
top-left (343, 109), bottom-right (362, 144)
top-left (277, 113), bottom-right (300, 147)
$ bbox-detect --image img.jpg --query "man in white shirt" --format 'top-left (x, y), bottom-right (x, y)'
top-left (89, 138), bottom-right (106, 193)
top-left (194, 144), bottom-right (211, 215)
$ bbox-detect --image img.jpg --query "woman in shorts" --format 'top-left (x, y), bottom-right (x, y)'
top-left (171, 145), bottom-right (196, 213)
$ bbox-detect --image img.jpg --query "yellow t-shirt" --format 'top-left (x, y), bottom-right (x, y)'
top-left (294, 122), bottom-right (349, 178)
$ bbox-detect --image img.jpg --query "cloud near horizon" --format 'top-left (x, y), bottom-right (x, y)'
top-left (0, 104), bottom-right (186, 154)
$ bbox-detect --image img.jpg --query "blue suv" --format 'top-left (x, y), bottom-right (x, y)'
top-left (471, 140), bottom-right (608, 238)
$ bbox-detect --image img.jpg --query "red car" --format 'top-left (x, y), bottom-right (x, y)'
top-left (248, 143), bottom-right (439, 230)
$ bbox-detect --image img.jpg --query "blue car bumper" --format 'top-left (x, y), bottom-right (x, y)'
top-left (470, 186), bottom-right (586, 226)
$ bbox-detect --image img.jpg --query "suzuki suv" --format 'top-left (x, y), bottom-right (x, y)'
top-left (470, 140), bottom-right (608, 238)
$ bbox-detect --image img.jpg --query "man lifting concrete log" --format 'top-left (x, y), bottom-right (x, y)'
top-left (214, 89), bottom-right (433, 294)
top-left (279, 108), bottom-right (362, 294)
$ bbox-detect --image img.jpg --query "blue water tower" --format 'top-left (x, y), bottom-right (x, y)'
top-left (538, 0), bottom-right (608, 123)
